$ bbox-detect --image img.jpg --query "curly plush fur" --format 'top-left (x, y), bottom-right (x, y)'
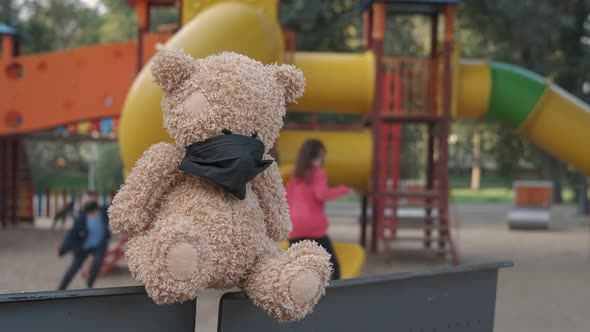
top-left (108, 49), bottom-right (331, 322)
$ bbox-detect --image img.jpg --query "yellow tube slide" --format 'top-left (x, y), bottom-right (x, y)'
top-left (291, 52), bottom-right (375, 114)
top-left (455, 61), bottom-right (491, 120)
top-left (456, 60), bottom-right (590, 176)
top-left (119, 2), bottom-right (284, 176)
top-left (518, 84), bottom-right (590, 175)
top-left (276, 130), bottom-right (372, 190)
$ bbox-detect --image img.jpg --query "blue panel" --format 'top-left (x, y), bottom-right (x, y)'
top-left (0, 23), bottom-right (17, 35)
top-left (55, 126), bottom-right (68, 134)
top-left (99, 118), bottom-right (114, 134)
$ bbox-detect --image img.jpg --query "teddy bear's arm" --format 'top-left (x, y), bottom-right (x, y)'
top-left (251, 159), bottom-right (292, 242)
top-left (108, 142), bottom-right (184, 236)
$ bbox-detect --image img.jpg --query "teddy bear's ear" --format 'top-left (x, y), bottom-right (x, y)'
top-left (273, 64), bottom-right (306, 104)
top-left (151, 48), bottom-right (196, 93)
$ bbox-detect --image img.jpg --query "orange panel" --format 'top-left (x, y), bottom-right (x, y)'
top-left (0, 33), bottom-right (172, 136)
top-left (515, 185), bottom-right (552, 208)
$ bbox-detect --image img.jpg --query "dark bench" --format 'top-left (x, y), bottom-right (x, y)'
top-left (0, 261), bottom-right (512, 332)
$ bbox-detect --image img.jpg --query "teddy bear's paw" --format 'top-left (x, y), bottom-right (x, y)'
top-left (289, 270), bottom-right (322, 305)
top-left (244, 240), bottom-right (331, 322)
top-left (165, 242), bottom-right (202, 281)
top-left (282, 241), bottom-right (332, 310)
top-left (126, 219), bottom-right (214, 304)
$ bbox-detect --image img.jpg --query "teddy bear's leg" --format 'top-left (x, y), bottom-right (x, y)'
top-left (243, 239), bottom-right (332, 322)
top-left (125, 218), bottom-right (213, 304)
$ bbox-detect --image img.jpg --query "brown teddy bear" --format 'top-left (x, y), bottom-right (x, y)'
top-left (108, 49), bottom-right (332, 322)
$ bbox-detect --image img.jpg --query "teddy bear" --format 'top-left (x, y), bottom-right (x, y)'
top-left (107, 49), bottom-right (332, 322)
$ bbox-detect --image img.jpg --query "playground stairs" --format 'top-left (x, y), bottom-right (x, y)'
top-left (370, 57), bottom-right (459, 264)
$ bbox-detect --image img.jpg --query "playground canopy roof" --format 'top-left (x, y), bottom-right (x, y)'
top-left (360, 0), bottom-right (463, 14)
top-left (0, 23), bottom-right (17, 35)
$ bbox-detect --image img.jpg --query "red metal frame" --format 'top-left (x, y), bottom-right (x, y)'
top-left (364, 1), bottom-right (459, 264)
top-left (425, 12), bottom-right (439, 249)
top-left (0, 139), bottom-right (6, 227)
top-left (369, 2), bottom-right (385, 254)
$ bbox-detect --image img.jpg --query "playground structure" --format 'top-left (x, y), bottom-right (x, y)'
top-left (1, 0), bottom-right (590, 266)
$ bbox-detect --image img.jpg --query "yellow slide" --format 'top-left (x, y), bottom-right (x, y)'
top-left (457, 60), bottom-right (590, 176)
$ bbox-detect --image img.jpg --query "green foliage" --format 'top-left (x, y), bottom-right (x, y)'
top-left (94, 142), bottom-right (124, 191)
top-left (25, 141), bottom-right (123, 191)
top-left (99, 0), bottom-right (136, 43)
top-left (279, 0), bottom-right (362, 52)
top-left (384, 15), bottom-right (428, 56)
top-left (19, 0), bottom-right (103, 53)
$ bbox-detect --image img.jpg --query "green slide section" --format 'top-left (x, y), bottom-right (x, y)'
top-left (487, 62), bottom-right (547, 127)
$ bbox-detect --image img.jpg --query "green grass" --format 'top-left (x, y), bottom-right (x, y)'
top-left (451, 187), bottom-right (577, 204)
top-left (34, 174), bottom-right (87, 190)
top-left (336, 187), bottom-right (577, 205)
top-left (451, 187), bottom-right (513, 203)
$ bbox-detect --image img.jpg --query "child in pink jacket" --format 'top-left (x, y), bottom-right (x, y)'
top-left (286, 139), bottom-right (352, 280)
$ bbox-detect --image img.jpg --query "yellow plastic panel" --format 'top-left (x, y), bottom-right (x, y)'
top-left (456, 60), bottom-right (491, 120)
top-left (182, 0), bottom-right (279, 27)
top-left (119, 2), bottom-right (283, 176)
top-left (291, 51), bottom-right (375, 114)
top-left (519, 84), bottom-right (590, 176)
top-left (276, 129), bottom-right (372, 190)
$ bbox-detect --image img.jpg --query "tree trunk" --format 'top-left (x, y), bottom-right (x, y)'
top-left (540, 151), bottom-right (563, 203)
top-left (470, 125), bottom-right (481, 192)
top-left (578, 175), bottom-right (589, 215)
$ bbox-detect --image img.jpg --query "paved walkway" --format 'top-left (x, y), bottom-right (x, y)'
top-left (1, 203), bottom-right (588, 331)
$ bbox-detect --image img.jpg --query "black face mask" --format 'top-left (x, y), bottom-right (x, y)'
top-left (178, 133), bottom-right (273, 200)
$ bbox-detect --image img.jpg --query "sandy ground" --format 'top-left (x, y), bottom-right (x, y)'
top-left (1, 202), bottom-right (589, 331)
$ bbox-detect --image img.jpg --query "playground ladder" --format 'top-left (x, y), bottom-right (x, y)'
top-left (371, 57), bottom-right (459, 264)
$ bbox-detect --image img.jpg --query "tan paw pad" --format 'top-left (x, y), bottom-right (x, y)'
top-left (289, 271), bottom-right (322, 305)
top-left (165, 243), bottom-right (199, 281)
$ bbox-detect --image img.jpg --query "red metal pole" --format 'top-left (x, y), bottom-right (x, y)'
top-left (362, 10), bottom-right (373, 50)
top-left (370, 2), bottom-right (386, 254)
top-left (360, 193), bottom-right (368, 247)
top-left (5, 138), bottom-right (14, 225)
top-left (390, 71), bottom-right (402, 241)
top-left (429, 12), bottom-right (439, 114)
top-left (439, 4), bottom-right (456, 261)
top-left (425, 11), bottom-right (439, 248)
top-left (45, 188), bottom-right (50, 218)
top-left (381, 71), bottom-right (393, 243)
top-left (136, 0), bottom-right (150, 72)
top-left (12, 138), bottom-right (19, 224)
top-left (0, 139), bottom-right (6, 227)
